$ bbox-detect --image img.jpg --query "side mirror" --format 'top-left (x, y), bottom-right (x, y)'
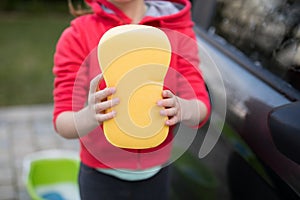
top-left (268, 101), bottom-right (300, 165)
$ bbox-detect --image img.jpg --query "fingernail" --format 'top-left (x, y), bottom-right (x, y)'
top-left (157, 101), bottom-right (162, 106)
top-left (110, 87), bottom-right (116, 93)
top-left (160, 110), bottom-right (165, 116)
top-left (112, 98), bottom-right (120, 104)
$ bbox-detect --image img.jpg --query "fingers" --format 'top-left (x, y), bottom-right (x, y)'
top-left (158, 97), bottom-right (176, 108)
top-left (94, 87), bottom-right (116, 102)
top-left (162, 90), bottom-right (173, 98)
top-left (94, 97), bottom-right (119, 113)
top-left (92, 93), bottom-right (119, 124)
top-left (157, 90), bottom-right (181, 126)
top-left (89, 73), bottom-right (116, 104)
top-left (88, 74), bottom-right (119, 123)
top-left (160, 107), bottom-right (178, 117)
top-left (157, 90), bottom-right (176, 107)
top-left (92, 88), bottom-right (119, 122)
top-left (165, 116), bottom-right (180, 126)
top-left (95, 110), bottom-right (117, 122)
top-left (92, 95), bottom-right (119, 124)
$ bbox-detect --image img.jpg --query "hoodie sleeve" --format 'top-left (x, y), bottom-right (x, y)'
top-left (52, 19), bottom-right (89, 128)
top-left (164, 25), bottom-right (211, 128)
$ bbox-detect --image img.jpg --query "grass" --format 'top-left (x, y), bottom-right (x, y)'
top-left (0, 12), bottom-right (72, 106)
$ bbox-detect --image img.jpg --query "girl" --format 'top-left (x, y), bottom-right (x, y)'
top-left (53, 0), bottom-right (210, 199)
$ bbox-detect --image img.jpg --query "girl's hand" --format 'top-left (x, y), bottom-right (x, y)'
top-left (157, 90), bottom-right (206, 127)
top-left (157, 90), bottom-right (181, 126)
top-left (55, 74), bottom-right (120, 139)
top-left (88, 74), bottom-right (119, 124)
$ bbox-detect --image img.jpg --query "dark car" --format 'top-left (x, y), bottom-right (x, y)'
top-left (170, 0), bottom-right (300, 200)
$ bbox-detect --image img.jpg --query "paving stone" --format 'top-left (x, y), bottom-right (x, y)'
top-left (0, 185), bottom-right (16, 199)
top-left (0, 155), bottom-right (10, 169)
top-left (0, 168), bottom-right (13, 185)
top-left (18, 189), bottom-right (31, 200)
top-left (0, 104), bottom-right (79, 199)
top-left (0, 126), bottom-right (8, 139)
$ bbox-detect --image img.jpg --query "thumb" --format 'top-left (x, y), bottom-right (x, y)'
top-left (89, 73), bottom-right (103, 94)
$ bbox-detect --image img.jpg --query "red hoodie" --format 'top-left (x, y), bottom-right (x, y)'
top-left (53, 0), bottom-right (211, 169)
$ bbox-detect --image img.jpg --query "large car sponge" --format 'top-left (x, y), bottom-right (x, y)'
top-left (98, 24), bottom-right (171, 149)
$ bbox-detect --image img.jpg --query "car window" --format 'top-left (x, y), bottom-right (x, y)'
top-left (194, 0), bottom-right (300, 91)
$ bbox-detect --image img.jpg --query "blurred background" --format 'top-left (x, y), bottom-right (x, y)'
top-left (0, 0), bottom-right (74, 106)
top-left (1, 0), bottom-right (299, 107)
top-left (0, 1), bottom-right (80, 199)
top-left (1, 0), bottom-right (299, 200)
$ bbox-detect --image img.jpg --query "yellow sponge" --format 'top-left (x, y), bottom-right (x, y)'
top-left (97, 24), bottom-right (171, 149)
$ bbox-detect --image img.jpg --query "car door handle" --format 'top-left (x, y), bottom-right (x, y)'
top-left (268, 101), bottom-right (300, 165)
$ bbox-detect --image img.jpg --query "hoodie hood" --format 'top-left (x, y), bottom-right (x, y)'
top-left (84, 0), bottom-right (193, 28)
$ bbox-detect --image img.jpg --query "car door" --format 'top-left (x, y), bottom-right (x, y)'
top-left (190, 0), bottom-right (300, 199)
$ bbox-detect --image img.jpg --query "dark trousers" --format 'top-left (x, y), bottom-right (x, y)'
top-left (79, 163), bottom-right (170, 200)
